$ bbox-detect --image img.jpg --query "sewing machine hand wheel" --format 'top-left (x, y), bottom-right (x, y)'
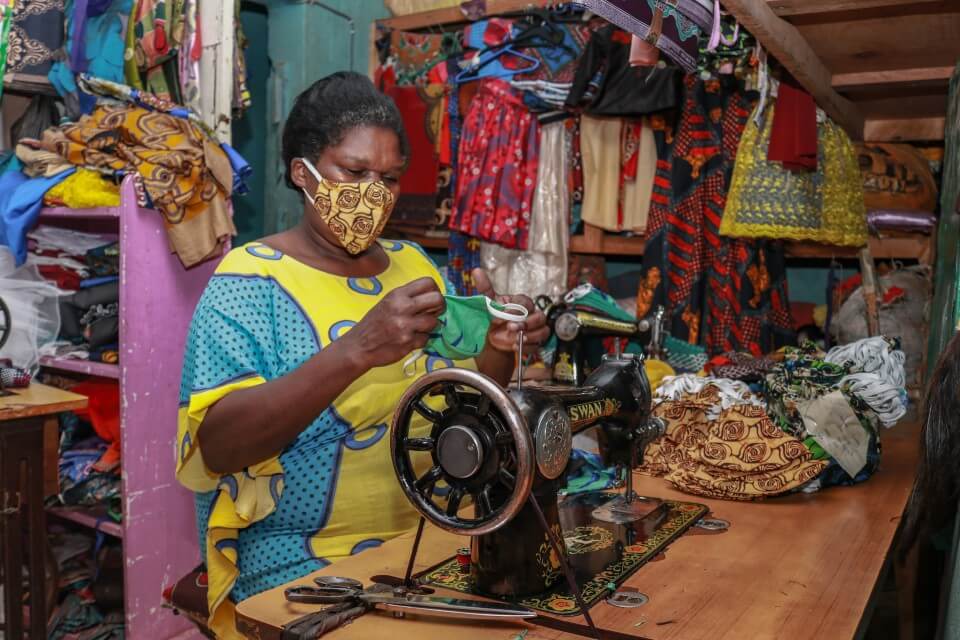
top-left (391, 368), bottom-right (534, 536)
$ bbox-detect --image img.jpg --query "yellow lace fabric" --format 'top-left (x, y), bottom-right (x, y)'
top-left (720, 104), bottom-right (868, 246)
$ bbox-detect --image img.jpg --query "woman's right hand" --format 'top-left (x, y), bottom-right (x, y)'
top-left (343, 277), bottom-right (445, 370)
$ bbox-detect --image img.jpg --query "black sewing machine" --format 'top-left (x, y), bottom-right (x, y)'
top-left (390, 352), bottom-right (666, 598)
top-left (539, 291), bottom-right (667, 386)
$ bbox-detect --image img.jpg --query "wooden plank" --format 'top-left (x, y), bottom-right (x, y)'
top-left (786, 235), bottom-right (935, 263)
top-left (833, 66), bottom-right (955, 90)
top-left (378, 0), bottom-right (547, 29)
top-left (864, 117), bottom-right (946, 142)
top-left (2, 73), bottom-right (57, 96)
top-left (0, 384), bottom-right (87, 421)
top-left (795, 13), bottom-right (960, 74)
top-left (720, 0), bottom-right (866, 140)
top-left (237, 421), bottom-right (921, 640)
top-left (42, 416), bottom-right (59, 497)
top-left (769, 0), bottom-right (944, 17)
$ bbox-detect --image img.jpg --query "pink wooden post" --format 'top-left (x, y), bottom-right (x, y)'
top-left (119, 176), bottom-right (220, 638)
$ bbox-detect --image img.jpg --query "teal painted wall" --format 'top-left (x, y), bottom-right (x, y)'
top-left (231, 2), bottom-right (270, 245)
top-left (262, 0), bottom-right (390, 234)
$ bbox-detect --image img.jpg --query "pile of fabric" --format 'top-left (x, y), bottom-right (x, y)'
top-left (47, 527), bottom-right (125, 640)
top-left (1, 74), bottom-right (246, 269)
top-left (638, 336), bottom-right (908, 500)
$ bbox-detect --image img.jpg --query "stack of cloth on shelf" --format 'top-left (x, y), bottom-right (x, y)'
top-left (54, 390), bottom-right (122, 502)
top-left (47, 527), bottom-right (125, 640)
top-left (1, 75), bottom-right (249, 270)
top-left (28, 227), bottom-right (118, 292)
top-left (637, 336), bottom-right (907, 500)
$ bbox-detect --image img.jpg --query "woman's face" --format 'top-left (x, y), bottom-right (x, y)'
top-left (291, 125), bottom-right (406, 252)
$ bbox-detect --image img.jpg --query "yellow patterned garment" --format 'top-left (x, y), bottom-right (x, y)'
top-left (719, 104), bottom-right (868, 246)
top-left (176, 240), bottom-right (473, 639)
top-left (640, 388), bottom-right (828, 501)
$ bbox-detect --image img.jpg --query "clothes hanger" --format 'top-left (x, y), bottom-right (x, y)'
top-left (454, 44), bottom-right (541, 83)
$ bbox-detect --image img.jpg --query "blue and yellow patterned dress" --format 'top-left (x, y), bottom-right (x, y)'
top-left (175, 239), bottom-right (473, 638)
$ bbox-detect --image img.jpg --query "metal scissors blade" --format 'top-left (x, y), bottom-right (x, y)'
top-left (285, 577), bottom-right (535, 621)
top-left (367, 593), bottom-right (537, 620)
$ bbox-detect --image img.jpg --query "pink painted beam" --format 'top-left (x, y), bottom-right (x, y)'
top-left (39, 206), bottom-right (120, 220)
top-left (118, 175), bottom-right (223, 638)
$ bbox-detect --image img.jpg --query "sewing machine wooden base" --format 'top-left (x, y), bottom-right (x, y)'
top-left (236, 421), bottom-right (921, 640)
top-left (415, 492), bottom-right (707, 617)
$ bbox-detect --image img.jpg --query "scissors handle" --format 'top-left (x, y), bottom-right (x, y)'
top-left (283, 577), bottom-right (365, 604)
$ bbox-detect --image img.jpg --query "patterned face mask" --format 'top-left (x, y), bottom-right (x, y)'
top-left (300, 157), bottom-right (397, 254)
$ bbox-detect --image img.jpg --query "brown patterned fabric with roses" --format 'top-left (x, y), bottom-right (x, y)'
top-left (640, 389), bottom-right (827, 500)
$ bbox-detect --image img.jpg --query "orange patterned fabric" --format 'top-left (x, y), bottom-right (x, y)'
top-left (32, 105), bottom-right (235, 267)
top-left (641, 387), bottom-right (828, 500)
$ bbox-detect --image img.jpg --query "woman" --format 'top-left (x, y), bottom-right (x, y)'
top-left (175, 72), bottom-right (549, 638)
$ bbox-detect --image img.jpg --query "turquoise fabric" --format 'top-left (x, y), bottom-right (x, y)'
top-left (48, 0), bottom-right (131, 114)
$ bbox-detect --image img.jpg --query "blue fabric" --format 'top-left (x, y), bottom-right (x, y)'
top-left (181, 275), bottom-right (335, 601)
top-left (80, 275), bottom-right (119, 288)
top-left (561, 449), bottom-right (620, 495)
top-left (49, 0), bottom-right (132, 114)
top-left (0, 168), bottom-right (75, 265)
top-left (221, 143), bottom-right (252, 196)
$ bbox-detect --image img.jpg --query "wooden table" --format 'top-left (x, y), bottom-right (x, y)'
top-left (0, 383), bottom-right (87, 639)
top-left (237, 421), bottom-right (920, 640)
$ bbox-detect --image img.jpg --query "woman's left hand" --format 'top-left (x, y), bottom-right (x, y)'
top-left (472, 268), bottom-right (550, 354)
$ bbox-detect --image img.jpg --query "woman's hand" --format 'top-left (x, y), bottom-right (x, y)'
top-left (343, 277), bottom-right (445, 370)
top-left (472, 269), bottom-right (550, 354)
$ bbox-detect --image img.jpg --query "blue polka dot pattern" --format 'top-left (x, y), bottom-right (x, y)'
top-left (181, 274), bottom-right (348, 602)
top-left (328, 320), bottom-right (356, 342)
top-left (245, 244), bottom-right (284, 260)
top-left (350, 539), bottom-right (384, 555)
top-left (344, 424), bottom-right (387, 450)
top-left (347, 276), bottom-right (383, 296)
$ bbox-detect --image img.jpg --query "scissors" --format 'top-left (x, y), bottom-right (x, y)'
top-left (283, 576), bottom-right (535, 635)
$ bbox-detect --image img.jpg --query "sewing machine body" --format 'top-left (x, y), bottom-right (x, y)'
top-left (546, 299), bottom-right (666, 385)
top-left (391, 353), bottom-right (666, 600)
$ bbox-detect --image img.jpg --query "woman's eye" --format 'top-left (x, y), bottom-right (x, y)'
top-left (383, 175), bottom-right (400, 185)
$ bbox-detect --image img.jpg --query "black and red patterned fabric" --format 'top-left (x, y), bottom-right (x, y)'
top-left (636, 75), bottom-right (794, 356)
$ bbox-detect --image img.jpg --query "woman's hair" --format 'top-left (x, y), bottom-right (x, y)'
top-left (281, 71), bottom-right (409, 191)
top-left (901, 331), bottom-right (960, 555)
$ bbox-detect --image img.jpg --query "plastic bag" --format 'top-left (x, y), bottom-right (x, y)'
top-left (0, 246), bottom-right (62, 375)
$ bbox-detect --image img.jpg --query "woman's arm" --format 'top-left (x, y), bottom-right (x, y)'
top-left (198, 277), bottom-right (445, 474)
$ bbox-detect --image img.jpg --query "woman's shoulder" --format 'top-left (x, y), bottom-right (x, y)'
top-left (215, 242), bottom-right (289, 277)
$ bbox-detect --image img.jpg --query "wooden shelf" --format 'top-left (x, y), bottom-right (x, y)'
top-left (40, 357), bottom-right (120, 379)
top-left (40, 206), bottom-right (120, 220)
top-left (48, 505), bottom-right (123, 539)
top-left (3, 72), bottom-right (57, 96)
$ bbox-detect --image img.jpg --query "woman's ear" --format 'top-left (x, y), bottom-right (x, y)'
top-left (290, 158), bottom-right (310, 190)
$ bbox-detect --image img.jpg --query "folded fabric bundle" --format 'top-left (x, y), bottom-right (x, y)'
top-left (23, 103), bottom-right (236, 267)
top-left (640, 387), bottom-right (828, 501)
top-left (705, 351), bottom-right (777, 382)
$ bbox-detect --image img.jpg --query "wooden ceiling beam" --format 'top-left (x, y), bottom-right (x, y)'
top-left (864, 117), bottom-right (946, 142)
top-left (768, 0), bottom-right (945, 17)
top-left (721, 0), bottom-right (866, 140)
top-left (832, 66), bottom-right (955, 90)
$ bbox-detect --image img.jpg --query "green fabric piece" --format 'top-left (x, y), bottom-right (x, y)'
top-left (424, 295), bottom-right (504, 360)
top-left (803, 436), bottom-right (830, 460)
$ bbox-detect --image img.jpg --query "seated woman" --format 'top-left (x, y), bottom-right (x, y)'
top-left (175, 72), bottom-right (549, 639)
